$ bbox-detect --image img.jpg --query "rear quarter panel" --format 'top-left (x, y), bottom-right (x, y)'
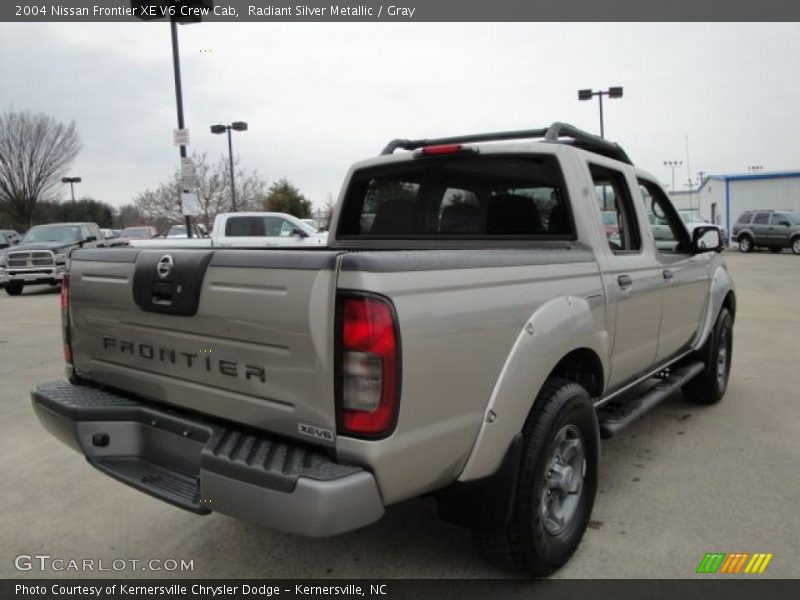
top-left (335, 249), bottom-right (606, 503)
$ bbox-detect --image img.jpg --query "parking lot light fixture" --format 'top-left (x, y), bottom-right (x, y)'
top-left (61, 176), bottom-right (82, 203)
top-left (664, 161), bottom-right (682, 193)
top-left (577, 86), bottom-right (624, 138)
top-left (211, 121), bottom-right (248, 212)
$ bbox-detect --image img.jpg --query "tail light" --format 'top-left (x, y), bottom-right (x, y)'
top-left (61, 274), bottom-right (72, 365)
top-left (337, 294), bottom-right (400, 438)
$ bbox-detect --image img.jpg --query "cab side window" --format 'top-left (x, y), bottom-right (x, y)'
top-left (638, 178), bottom-right (691, 255)
top-left (753, 213), bottom-right (770, 225)
top-left (589, 164), bottom-right (641, 254)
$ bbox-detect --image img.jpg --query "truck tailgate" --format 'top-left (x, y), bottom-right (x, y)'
top-left (67, 248), bottom-right (341, 447)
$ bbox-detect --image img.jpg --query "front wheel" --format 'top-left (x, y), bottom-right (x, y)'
top-left (738, 236), bottom-right (753, 253)
top-left (476, 379), bottom-right (599, 576)
top-left (5, 281), bottom-right (23, 296)
top-left (682, 307), bottom-right (733, 405)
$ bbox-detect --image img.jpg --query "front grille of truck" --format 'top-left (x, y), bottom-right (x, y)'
top-left (7, 250), bottom-right (56, 269)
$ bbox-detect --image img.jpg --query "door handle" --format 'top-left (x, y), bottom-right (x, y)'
top-left (663, 269), bottom-right (674, 280)
top-left (617, 274), bottom-right (633, 288)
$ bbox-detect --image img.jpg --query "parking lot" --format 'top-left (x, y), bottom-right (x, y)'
top-left (1, 250), bottom-right (798, 579)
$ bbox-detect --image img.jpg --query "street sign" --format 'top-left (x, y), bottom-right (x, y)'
top-left (173, 128), bottom-right (190, 146)
top-left (180, 156), bottom-right (197, 189)
top-left (181, 192), bottom-right (201, 216)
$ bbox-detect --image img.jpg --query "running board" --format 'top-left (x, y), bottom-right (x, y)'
top-left (597, 361), bottom-right (705, 438)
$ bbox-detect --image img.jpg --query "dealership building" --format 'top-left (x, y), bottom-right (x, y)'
top-left (682, 171), bottom-right (800, 234)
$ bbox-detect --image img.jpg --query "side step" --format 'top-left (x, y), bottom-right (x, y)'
top-left (597, 361), bottom-right (705, 438)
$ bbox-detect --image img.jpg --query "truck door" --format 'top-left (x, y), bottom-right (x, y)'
top-left (587, 163), bottom-right (662, 388)
top-left (637, 178), bottom-right (710, 362)
top-left (751, 212), bottom-right (771, 244)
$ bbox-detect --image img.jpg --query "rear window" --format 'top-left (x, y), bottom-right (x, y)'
top-left (337, 155), bottom-right (573, 239)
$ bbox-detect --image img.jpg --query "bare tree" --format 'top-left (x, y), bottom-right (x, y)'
top-left (134, 153), bottom-right (267, 231)
top-left (0, 109), bottom-right (81, 229)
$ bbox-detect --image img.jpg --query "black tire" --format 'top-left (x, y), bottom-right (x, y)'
top-left (5, 281), bottom-right (23, 296)
top-left (792, 237), bottom-right (800, 256)
top-left (738, 235), bottom-right (753, 253)
top-left (476, 378), bottom-right (599, 576)
top-left (769, 247), bottom-right (782, 254)
top-left (682, 307), bottom-right (733, 405)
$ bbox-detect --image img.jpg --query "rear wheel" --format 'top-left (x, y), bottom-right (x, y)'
top-left (476, 378), bottom-right (599, 576)
top-left (792, 237), bottom-right (800, 255)
top-left (738, 236), bottom-right (753, 253)
top-left (682, 307), bottom-right (733, 405)
top-left (5, 281), bottom-right (23, 296)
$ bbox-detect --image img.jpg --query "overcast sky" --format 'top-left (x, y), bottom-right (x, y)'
top-left (1, 22), bottom-right (799, 208)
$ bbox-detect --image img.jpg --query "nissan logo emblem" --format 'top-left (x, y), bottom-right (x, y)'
top-left (156, 255), bottom-right (174, 279)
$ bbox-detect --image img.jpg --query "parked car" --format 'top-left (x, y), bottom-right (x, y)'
top-left (32, 123), bottom-right (734, 575)
top-left (301, 218), bottom-right (319, 232)
top-left (165, 223), bottom-right (207, 238)
top-left (118, 226), bottom-right (159, 245)
top-left (100, 228), bottom-right (127, 247)
top-left (679, 210), bottom-right (728, 246)
top-left (648, 209), bottom-right (727, 249)
top-left (600, 210), bottom-right (619, 239)
top-left (0, 222), bottom-right (105, 295)
top-left (731, 210), bottom-right (800, 254)
top-left (0, 229), bottom-right (22, 245)
top-left (128, 212), bottom-right (326, 248)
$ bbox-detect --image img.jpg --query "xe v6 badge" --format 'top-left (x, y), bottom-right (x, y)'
top-left (298, 423), bottom-right (335, 442)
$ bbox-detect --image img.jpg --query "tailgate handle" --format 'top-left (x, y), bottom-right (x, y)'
top-left (151, 281), bottom-right (174, 306)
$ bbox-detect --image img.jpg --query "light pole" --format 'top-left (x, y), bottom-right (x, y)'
top-left (578, 86), bottom-right (623, 138)
top-left (133, 0), bottom-right (212, 238)
top-left (61, 176), bottom-right (81, 203)
top-left (664, 160), bottom-right (682, 193)
top-left (211, 121), bottom-right (248, 212)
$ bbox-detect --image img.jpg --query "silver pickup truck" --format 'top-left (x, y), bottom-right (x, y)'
top-left (32, 123), bottom-right (735, 575)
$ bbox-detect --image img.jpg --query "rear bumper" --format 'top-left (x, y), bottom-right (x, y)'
top-left (31, 381), bottom-right (384, 537)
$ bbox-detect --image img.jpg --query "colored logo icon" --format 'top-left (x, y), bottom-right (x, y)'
top-left (696, 552), bottom-right (773, 574)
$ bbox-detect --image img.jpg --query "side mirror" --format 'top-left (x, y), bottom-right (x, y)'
top-left (0, 242), bottom-right (8, 250)
top-left (692, 226), bottom-right (722, 254)
top-left (84, 235), bottom-right (97, 243)
top-left (292, 227), bottom-right (308, 238)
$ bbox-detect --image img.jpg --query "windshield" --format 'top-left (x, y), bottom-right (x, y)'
top-left (121, 227), bottom-right (153, 239)
top-left (22, 225), bottom-right (80, 243)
